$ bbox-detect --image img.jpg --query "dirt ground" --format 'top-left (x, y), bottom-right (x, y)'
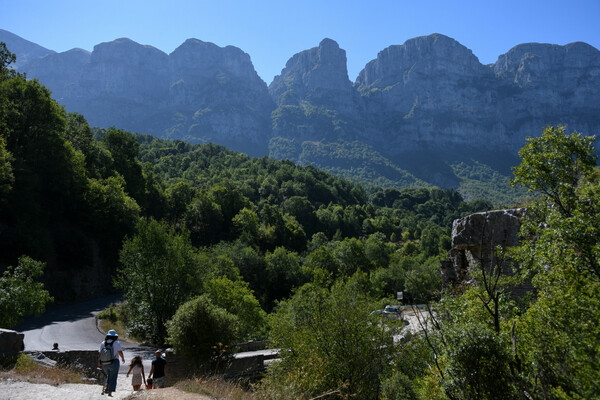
top-left (0, 377), bottom-right (211, 400)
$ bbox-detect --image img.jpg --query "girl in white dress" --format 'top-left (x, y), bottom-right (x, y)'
top-left (126, 356), bottom-right (146, 391)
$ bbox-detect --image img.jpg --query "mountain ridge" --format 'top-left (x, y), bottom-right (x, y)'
top-left (2, 30), bottom-right (599, 203)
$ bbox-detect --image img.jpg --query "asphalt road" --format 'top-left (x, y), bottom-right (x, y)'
top-left (14, 294), bottom-right (156, 373)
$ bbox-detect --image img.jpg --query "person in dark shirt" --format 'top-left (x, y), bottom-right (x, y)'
top-left (148, 350), bottom-right (167, 388)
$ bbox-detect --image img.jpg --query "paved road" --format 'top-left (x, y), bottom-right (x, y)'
top-left (14, 295), bottom-right (156, 373)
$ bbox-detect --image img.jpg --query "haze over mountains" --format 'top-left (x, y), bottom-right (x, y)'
top-left (2, 29), bottom-right (599, 201)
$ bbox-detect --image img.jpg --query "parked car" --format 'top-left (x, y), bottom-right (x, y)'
top-left (383, 305), bottom-right (403, 320)
top-left (370, 305), bottom-right (404, 320)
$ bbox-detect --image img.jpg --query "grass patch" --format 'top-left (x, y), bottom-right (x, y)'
top-left (0, 353), bottom-right (87, 385)
top-left (97, 302), bottom-right (143, 343)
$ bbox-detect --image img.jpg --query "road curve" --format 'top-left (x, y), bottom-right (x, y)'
top-left (14, 294), bottom-right (157, 373)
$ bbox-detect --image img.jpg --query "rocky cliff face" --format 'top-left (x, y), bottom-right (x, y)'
top-left (269, 38), bottom-right (364, 143)
top-left (3, 34), bottom-right (274, 156)
top-left (167, 39), bottom-right (275, 154)
top-left (355, 34), bottom-right (600, 154)
top-left (3, 31), bottom-right (599, 186)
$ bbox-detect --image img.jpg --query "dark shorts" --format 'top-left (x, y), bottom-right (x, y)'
top-left (153, 376), bottom-right (165, 387)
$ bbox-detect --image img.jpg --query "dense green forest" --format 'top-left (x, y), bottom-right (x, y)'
top-left (2, 42), bottom-right (599, 399)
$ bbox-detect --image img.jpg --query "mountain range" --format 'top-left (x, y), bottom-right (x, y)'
top-left (2, 29), bottom-right (599, 203)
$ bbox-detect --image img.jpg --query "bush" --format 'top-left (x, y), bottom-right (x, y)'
top-left (445, 325), bottom-right (515, 400)
top-left (380, 371), bottom-right (418, 400)
top-left (167, 295), bottom-right (239, 369)
top-left (97, 303), bottom-right (119, 322)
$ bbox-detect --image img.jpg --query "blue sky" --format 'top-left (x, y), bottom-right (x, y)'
top-left (2, 0), bottom-right (599, 84)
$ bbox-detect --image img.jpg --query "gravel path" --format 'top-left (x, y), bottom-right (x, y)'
top-left (0, 377), bottom-right (211, 400)
top-left (0, 375), bottom-right (132, 399)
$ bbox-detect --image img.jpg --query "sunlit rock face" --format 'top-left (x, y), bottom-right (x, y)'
top-left (4, 30), bottom-right (600, 176)
top-left (355, 34), bottom-right (600, 154)
top-left (269, 38), bottom-right (365, 142)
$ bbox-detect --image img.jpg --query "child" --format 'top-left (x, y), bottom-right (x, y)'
top-left (146, 378), bottom-right (153, 390)
top-left (126, 356), bottom-right (146, 391)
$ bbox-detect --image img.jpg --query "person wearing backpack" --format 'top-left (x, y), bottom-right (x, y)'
top-left (98, 329), bottom-right (125, 397)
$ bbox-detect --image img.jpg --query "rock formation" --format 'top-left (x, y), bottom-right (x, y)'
top-left (269, 38), bottom-right (364, 143)
top-left (0, 329), bottom-right (24, 356)
top-left (441, 208), bottom-right (528, 294)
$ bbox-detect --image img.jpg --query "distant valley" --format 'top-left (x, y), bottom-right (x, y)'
top-left (2, 29), bottom-right (599, 204)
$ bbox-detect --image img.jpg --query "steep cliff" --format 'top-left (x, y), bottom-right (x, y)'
top-left (3, 30), bottom-right (599, 192)
top-left (355, 34), bottom-right (600, 154)
top-left (269, 38), bottom-right (364, 144)
top-left (3, 34), bottom-right (275, 156)
top-left (167, 39), bottom-right (275, 154)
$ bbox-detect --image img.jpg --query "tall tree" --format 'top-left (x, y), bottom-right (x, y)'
top-left (0, 256), bottom-right (53, 328)
top-left (116, 218), bottom-right (202, 344)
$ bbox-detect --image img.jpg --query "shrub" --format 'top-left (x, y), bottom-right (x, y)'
top-left (167, 295), bottom-right (239, 369)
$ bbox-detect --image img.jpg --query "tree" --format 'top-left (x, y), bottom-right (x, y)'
top-left (0, 256), bottom-right (53, 328)
top-left (102, 128), bottom-right (146, 204)
top-left (65, 112), bottom-right (111, 179)
top-left (202, 276), bottom-right (267, 340)
top-left (0, 135), bottom-right (13, 202)
top-left (509, 126), bottom-right (600, 398)
top-left (511, 125), bottom-right (596, 216)
top-left (444, 324), bottom-right (516, 400)
top-left (266, 279), bottom-right (402, 399)
top-left (264, 247), bottom-right (304, 308)
top-left (167, 295), bottom-right (238, 368)
top-left (0, 42), bottom-right (16, 78)
top-left (116, 218), bottom-right (202, 344)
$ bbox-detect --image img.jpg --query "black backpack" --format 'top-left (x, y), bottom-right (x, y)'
top-left (99, 339), bottom-right (116, 365)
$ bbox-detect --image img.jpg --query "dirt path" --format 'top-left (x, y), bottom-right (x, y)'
top-left (0, 377), bottom-right (211, 400)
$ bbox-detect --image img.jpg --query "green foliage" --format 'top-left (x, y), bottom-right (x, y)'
top-left (511, 125), bottom-right (596, 215)
top-left (116, 218), bottom-right (202, 344)
top-left (380, 371), bottom-right (418, 400)
top-left (444, 324), bottom-right (516, 400)
top-left (453, 160), bottom-right (528, 206)
top-left (65, 112), bottom-right (112, 179)
top-left (167, 295), bottom-right (238, 368)
top-left (508, 126), bottom-right (600, 398)
top-left (97, 303), bottom-right (119, 323)
top-left (0, 135), bottom-right (13, 201)
top-left (267, 278), bottom-right (402, 399)
top-left (0, 42), bottom-right (16, 78)
top-left (0, 256), bottom-right (53, 328)
top-left (203, 276), bottom-right (267, 340)
top-left (13, 353), bottom-right (36, 372)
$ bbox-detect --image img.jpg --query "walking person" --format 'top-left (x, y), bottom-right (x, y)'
top-left (148, 350), bottom-right (167, 388)
top-left (98, 329), bottom-right (125, 397)
top-left (126, 355), bottom-right (146, 391)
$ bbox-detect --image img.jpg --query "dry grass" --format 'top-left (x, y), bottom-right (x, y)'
top-left (123, 387), bottom-right (212, 400)
top-left (97, 303), bottom-right (147, 344)
top-left (98, 317), bottom-right (132, 341)
top-left (0, 354), bottom-right (87, 386)
top-left (174, 376), bottom-right (259, 400)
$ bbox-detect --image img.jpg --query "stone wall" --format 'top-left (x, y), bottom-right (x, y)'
top-left (34, 350), bottom-right (104, 380)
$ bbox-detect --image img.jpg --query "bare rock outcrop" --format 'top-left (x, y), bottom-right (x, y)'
top-left (0, 328), bottom-right (25, 356)
top-left (441, 208), bottom-right (526, 288)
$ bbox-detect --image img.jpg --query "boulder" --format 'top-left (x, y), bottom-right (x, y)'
top-left (442, 208), bottom-right (527, 290)
top-left (0, 328), bottom-right (25, 356)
